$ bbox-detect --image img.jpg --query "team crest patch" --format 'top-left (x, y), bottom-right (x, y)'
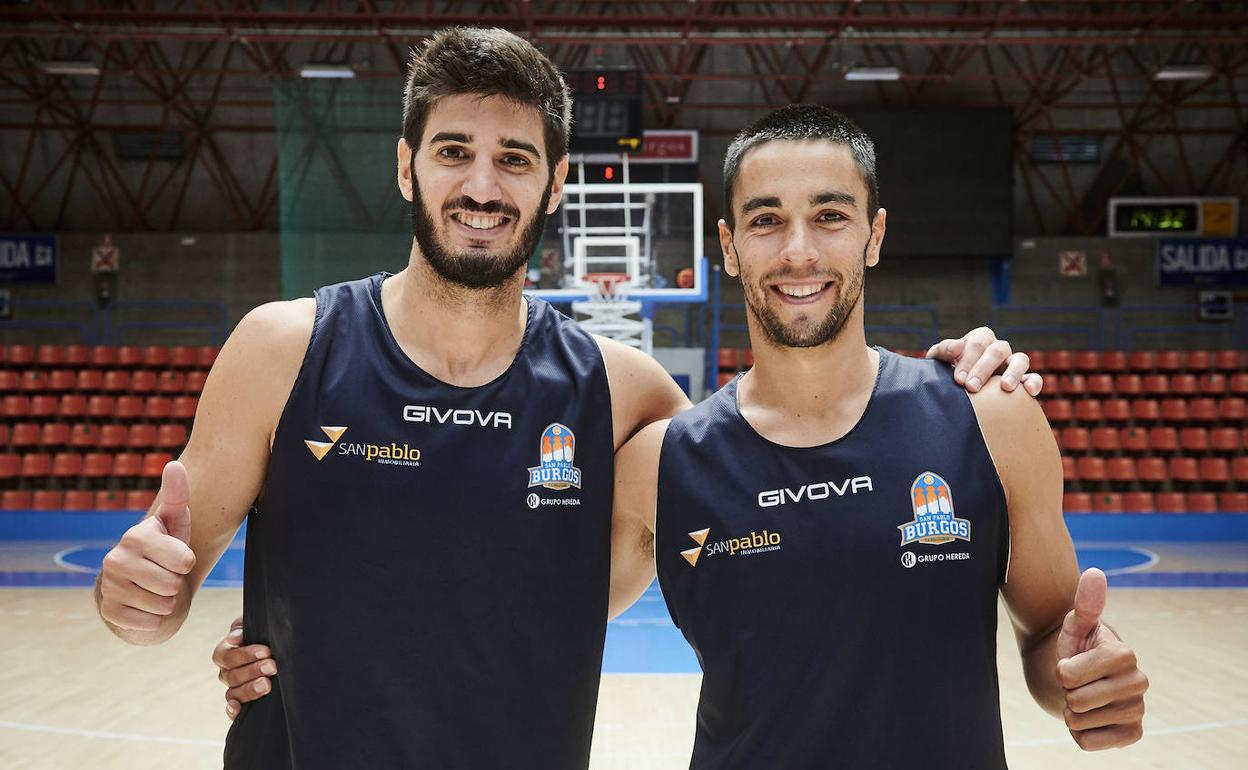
top-left (527, 422), bottom-right (582, 490)
top-left (898, 471), bottom-right (971, 546)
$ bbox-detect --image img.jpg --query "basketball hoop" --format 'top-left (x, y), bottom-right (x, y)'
top-left (583, 271), bottom-right (632, 300)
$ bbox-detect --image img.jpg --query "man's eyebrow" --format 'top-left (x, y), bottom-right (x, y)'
top-left (811, 191), bottom-right (857, 206)
top-left (740, 196), bottom-right (782, 215)
top-left (501, 138), bottom-right (542, 159)
top-left (428, 131), bottom-right (470, 146)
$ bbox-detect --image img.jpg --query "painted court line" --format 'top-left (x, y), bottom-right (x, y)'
top-left (0, 719), bottom-right (220, 747)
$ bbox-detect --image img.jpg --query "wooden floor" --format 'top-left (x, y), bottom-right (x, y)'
top-left (1, 585), bottom-right (1245, 769)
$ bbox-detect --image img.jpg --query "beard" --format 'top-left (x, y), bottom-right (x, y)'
top-left (740, 242), bottom-right (868, 349)
top-left (410, 168), bottom-right (552, 291)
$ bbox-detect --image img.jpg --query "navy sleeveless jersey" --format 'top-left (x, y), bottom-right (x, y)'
top-left (655, 349), bottom-right (1010, 770)
top-left (224, 274), bottom-right (614, 769)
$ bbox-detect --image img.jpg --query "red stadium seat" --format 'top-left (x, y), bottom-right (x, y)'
top-left (102, 371), bottom-right (131, 393)
top-left (70, 423), bottom-right (99, 449)
top-left (1, 490), bottom-right (32, 510)
top-left (1219, 493), bottom-right (1248, 513)
top-left (86, 395), bottom-right (115, 419)
top-left (1061, 456), bottom-right (1078, 481)
top-left (1073, 351), bottom-right (1100, 371)
top-left (50, 452), bottom-right (82, 478)
top-left (1091, 427), bottom-right (1120, 452)
top-left (3, 394), bottom-right (32, 419)
top-left (196, 346), bottom-right (220, 368)
top-left (65, 345), bottom-right (90, 366)
top-left (32, 490), bottom-right (63, 511)
top-left (741, 348), bottom-right (755, 367)
top-left (1100, 351), bottom-right (1127, 372)
top-left (170, 346), bottom-right (197, 369)
top-left (1063, 493), bottom-right (1092, 512)
top-left (0, 371), bottom-right (17, 392)
top-left (128, 424), bottom-right (157, 448)
top-left (75, 369), bottom-right (103, 391)
top-left (130, 370), bottom-right (157, 394)
top-left (48, 370), bottom-right (76, 392)
top-left (1060, 374), bottom-right (1086, 396)
top-left (1220, 398), bottom-right (1247, 421)
top-left (157, 371), bottom-right (186, 394)
top-left (41, 423), bottom-right (70, 448)
top-left (1233, 457), bottom-right (1248, 483)
top-left (1047, 350), bottom-right (1074, 372)
top-left (117, 346), bottom-right (143, 367)
top-left (0, 424), bottom-right (7, 445)
top-left (11, 423), bottom-right (40, 448)
top-left (1156, 351), bottom-right (1183, 372)
top-left (1113, 374), bottom-right (1142, 396)
top-left (1180, 427), bottom-right (1209, 452)
top-left (1076, 456), bottom-right (1106, 482)
top-left (141, 452), bottom-right (173, 478)
top-left (1199, 457), bottom-right (1229, 483)
top-left (1120, 427), bottom-right (1149, 453)
top-left (1123, 493), bottom-right (1155, 513)
top-left (185, 370), bottom-right (209, 394)
top-left (1136, 457), bottom-right (1168, 484)
top-left (1131, 399), bottom-right (1160, 422)
top-left (1211, 428), bottom-right (1242, 453)
top-left (1148, 427), bottom-right (1178, 453)
top-left (125, 489), bottom-right (156, 511)
top-left (144, 396), bottom-right (172, 421)
top-left (90, 346), bottom-right (118, 367)
top-left (1061, 427), bottom-right (1089, 452)
top-left (156, 423), bottom-right (188, 449)
top-left (1093, 493), bottom-right (1124, 513)
top-left (20, 370), bottom-right (49, 392)
top-left (1106, 458), bottom-right (1135, 483)
top-left (1198, 373), bottom-right (1226, 395)
top-left (0, 454), bottom-right (20, 481)
top-left (1186, 492), bottom-right (1218, 513)
top-left (1142, 374), bottom-right (1170, 396)
top-left (7, 345), bottom-right (34, 366)
top-left (1086, 374), bottom-right (1114, 396)
top-left (717, 348), bottom-right (738, 369)
top-left (1189, 398), bottom-right (1218, 421)
top-left (1213, 350), bottom-right (1243, 371)
top-left (1171, 374), bottom-right (1197, 395)
top-left (115, 395), bottom-right (144, 420)
top-left (98, 424), bottom-right (128, 449)
top-left (171, 396), bottom-right (198, 420)
top-left (64, 490), bottom-right (95, 511)
top-left (1042, 377), bottom-right (1060, 397)
top-left (82, 452), bottom-right (114, 479)
top-left (29, 395), bottom-right (58, 418)
top-left (1127, 351), bottom-right (1156, 371)
top-left (1184, 351), bottom-right (1212, 371)
top-left (1026, 351), bottom-right (1045, 371)
top-left (59, 394), bottom-right (87, 419)
top-left (1102, 399), bottom-right (1131, 422)
top-left (1156, 493), bottom-right (1186, 513)
top-left (1073, 400), bottom-right (1102, 422)
top-left (94, 490), bottom-right (127, 511)
top-left (1160, 399), bottom-right (1189, 422)
top-left (21, 453), bottom-right (52, 477)
top-left (113, 453), bottom-right (143, 478)
top-left (142, 346), bottom-right (171, 368)
top-left (36, 345), bottom-right (65, 366)
top-left (1231, 374), bottom-right (1248, 395)
top-left (1168, 457), bottom-right (1199, 483)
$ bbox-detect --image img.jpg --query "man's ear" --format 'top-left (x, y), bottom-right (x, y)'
top-left (397, 138), bottom-right (414, 202)
top-left (718, 219), bottom-right (740, 277)
top-left (546, 155), bottom-right (569, 214)
top-left (865, 208), bottom-right (887, 268)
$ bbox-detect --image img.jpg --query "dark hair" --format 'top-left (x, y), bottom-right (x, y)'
top-left (402, 27), bottom-right (571, 173)
top-left (722, 104), bottom-right (879, 230)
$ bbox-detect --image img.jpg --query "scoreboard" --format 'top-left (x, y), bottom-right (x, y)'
top-left (1109, 197), bottom-right (1239, 237)
top-left (565, 68), bottom-right (643, 154)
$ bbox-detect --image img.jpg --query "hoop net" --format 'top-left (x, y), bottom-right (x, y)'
top-left (582, 271), bottom-right (632, 300)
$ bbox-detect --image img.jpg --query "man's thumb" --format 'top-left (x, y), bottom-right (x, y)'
top-left (1057, 567), bottom-right (1107, 660)
top-left (155, 460), bottom-right (192, 545)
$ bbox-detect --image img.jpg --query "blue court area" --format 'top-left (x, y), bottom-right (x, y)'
top-left (2, 511), bottom-right (1246, 672)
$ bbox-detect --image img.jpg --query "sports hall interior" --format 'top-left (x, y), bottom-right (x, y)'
top-left (1, 3), bottom-right (1245, 769)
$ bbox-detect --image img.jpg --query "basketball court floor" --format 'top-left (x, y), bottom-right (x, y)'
top-left (2, 515), bottom-right (1245, 769)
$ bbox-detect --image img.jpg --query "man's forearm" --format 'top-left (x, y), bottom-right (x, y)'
top-left (1020, 625), bottom-right (1067, 718)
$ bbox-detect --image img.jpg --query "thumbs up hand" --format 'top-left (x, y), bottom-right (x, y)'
top-left (1056, 568), bottom-right (1148, 751)
top-left (99, 461), bottom-right (198, 634)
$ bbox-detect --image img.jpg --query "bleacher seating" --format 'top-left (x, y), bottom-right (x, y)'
top-left (713, 346), bottom-right (1248, 513)
top-left (0, 344), bottom-right (216, 510)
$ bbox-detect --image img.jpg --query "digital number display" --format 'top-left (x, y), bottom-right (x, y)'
top-left (1112, 202), bottom-right (1199, 234)
top-left (573, 100), bottom-right (632, 138)
top-left (565, 69), bottom-right (642, 97)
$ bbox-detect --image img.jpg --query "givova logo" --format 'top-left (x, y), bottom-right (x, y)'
top-left (305, 426), bottom-right (348, 460)
top-left (680, 526), bottom-right (782, 567)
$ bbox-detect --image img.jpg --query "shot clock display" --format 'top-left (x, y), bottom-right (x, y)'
top-left (565, 68), bottom-right (643, 154)
top-left (1108, 197), bottom-right (1239, 237)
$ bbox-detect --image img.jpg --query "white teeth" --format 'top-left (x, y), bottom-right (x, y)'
top-left (457, 213), bottom-right (504, 230)
top-left (777, 283), bottom-right (826, 298)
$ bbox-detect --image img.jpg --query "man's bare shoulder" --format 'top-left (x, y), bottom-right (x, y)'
top-left (594, 336), bottom-right (691, 444)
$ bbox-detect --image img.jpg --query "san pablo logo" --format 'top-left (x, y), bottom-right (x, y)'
top-left (304, 426), bottom-right (348, 460)
top-left (681, 526), bottom-right (781, 567)
top-left (304, 425), bottom-right (421, 467)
